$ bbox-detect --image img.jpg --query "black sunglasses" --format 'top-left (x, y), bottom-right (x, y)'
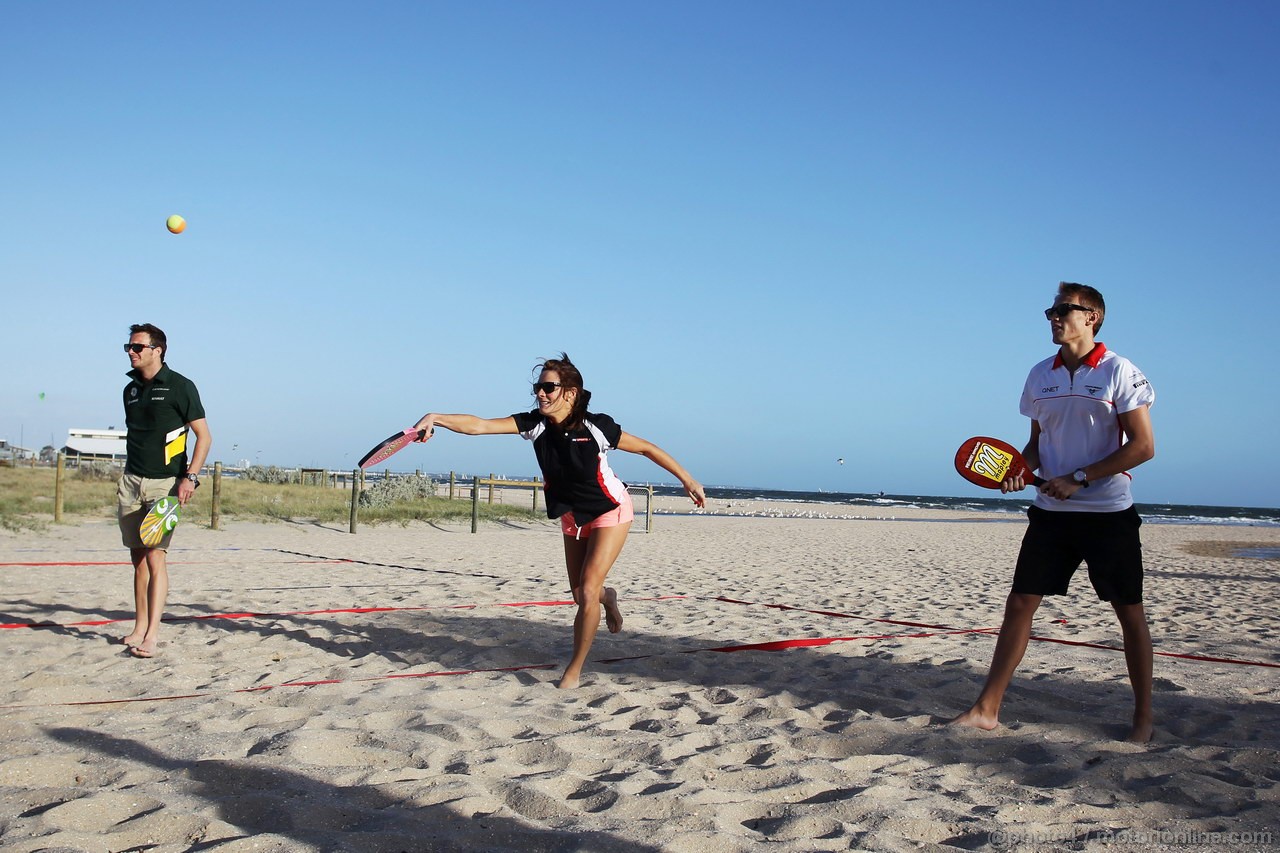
top-left (532, 381), bottom-right (562, 395)
top-left (1044, 303), bottom-right (1095, 320)
top-left (123, 343), bottom-right (159, 353)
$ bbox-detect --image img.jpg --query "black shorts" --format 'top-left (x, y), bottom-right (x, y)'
top-left (1012, 505), bottom-right (1144, 605)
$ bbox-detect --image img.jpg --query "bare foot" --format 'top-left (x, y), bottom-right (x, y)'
top-left (557, 672), bottom-right (580, 690)
top-left (603, 587), bottom-right (623, 634)
top-left (130, 639), bottom-right (158, 658)
top-left (120, 633), bottom-right (145, 648)
top-left (948, 707), bottom-right (999, 731)
top-left (1126, 718), bottom-right (1154, 744)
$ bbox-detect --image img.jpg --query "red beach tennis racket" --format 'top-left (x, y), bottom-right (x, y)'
top-left (358, 428), bottom-right (430, 470)
top-left (954, 436), bottom-right (1045, 490)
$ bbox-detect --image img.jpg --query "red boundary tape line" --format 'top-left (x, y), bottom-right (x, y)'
top-left (1, 662), bottom-right (560, 709)
top-left (0, 559), bottom-right (349, 567)
top-left (710, 595), bottom-right (1280, 669)
top-left (1, 626), bottom-right (985, 710)
top-left (1020, 633), bottom-right (1280, 668)
top-left (268, 549), bottom-right (508, 580)
top-left (597, 627), bottom-right (994, 663)
top-left (0, 595), bottom-right (689, 631)
top-left (3, 594), bottom-right (1275, 709)
top-left (5, 589), bottom-right (1276, 669)
top-left (0, 562), bottom-right (135, 567)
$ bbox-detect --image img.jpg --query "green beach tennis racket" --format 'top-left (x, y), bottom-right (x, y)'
top-left (139, 496), bottom-right (182, 547)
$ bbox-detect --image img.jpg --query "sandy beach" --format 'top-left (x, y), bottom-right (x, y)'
top-left (1, 499), bottom-right (1277, 852)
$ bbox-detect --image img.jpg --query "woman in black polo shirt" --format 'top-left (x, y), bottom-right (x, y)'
top-left (414, 353), bottom-right (704, 689)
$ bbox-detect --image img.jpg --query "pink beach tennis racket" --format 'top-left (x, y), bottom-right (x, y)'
top-left (358, 428), bottom-right (430, 470)
top-left (954, 436), bottom-right (1045, 490)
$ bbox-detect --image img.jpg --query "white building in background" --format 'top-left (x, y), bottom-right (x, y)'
top-left (63, 428), bottom-right (128, 461)
top-left (1, 439), bottom-right (36, 460)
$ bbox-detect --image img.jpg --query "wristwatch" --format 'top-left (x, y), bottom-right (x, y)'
top-left (183, 473), bottom-right (201, 487)
top-left (1072, 469), bottom-right (1089, 488)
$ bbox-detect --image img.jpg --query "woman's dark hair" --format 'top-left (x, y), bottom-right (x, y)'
top-left (537, 352), bottom-right (591, 429)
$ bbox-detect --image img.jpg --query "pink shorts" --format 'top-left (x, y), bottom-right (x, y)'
top-left (561, 493), bottom-right (635, 539)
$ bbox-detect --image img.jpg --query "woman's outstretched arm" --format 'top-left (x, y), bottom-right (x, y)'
top-left (617, 432), bottom-right (705, 507)
top-left (413, 413), bottom-right (520, 437)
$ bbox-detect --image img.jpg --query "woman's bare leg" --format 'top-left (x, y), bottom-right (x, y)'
top-left (559, 523), bottom-right (631, 689)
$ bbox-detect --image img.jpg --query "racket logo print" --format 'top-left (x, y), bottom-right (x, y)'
top-left (954, 436), bottom-right (1045, 491)
top-left (966, 440), bottom-right (1014, 485)
top-left (139, 497), bottom-right (181, 547)
top-left (367, 446), bottom-right (398, 466)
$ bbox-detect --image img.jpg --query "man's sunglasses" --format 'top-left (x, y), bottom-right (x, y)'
top-left (532, 381), bottom-right (562, 395)
top-left (1044, 303), bottom-right (1095, 319)
top-left (123, 343), bottom-right (159, 353)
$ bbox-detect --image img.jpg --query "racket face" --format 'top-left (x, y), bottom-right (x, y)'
top-left (955, 436), bottom-right (1027, 489)
top-left (358, 428), bottom-right (422, 470)
top-left (139, 496), bottom-right (181, 547)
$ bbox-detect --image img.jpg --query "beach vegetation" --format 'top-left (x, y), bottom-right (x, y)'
top-left (0, 466), bottom-right (538, 531)
top-left (0, 467), bottom-right (117, 531)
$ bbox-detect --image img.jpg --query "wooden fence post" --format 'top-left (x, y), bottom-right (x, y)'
top-left (54, 452), bottom-right (65, 522)
top-left (471, 476), bottom-right (480, 533)
top-left (349, 468), bottom-right (360, 533)
top-left (211, 462), bottom-right (223, 530)
top-left (488, 473), bottom-right (495, 504)
top-left (449, 471), bottom-right (456, 500)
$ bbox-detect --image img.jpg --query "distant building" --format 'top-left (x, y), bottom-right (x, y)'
top-left (63, 427), bottom-right (128, 462)
top-left (1, 439), bottom-right (36, 460)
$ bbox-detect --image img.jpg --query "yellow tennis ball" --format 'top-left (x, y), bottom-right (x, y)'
top-left (166, 214), bottom-right (186, 234)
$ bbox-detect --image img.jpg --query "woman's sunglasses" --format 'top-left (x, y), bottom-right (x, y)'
top-left (123, 343), bottom-right (159, 353)
top-left (532, 381), bottom-right (562, 395)
top-left (1043, 303), bottom-right (1095, 319)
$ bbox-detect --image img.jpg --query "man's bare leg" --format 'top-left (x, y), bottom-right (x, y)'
top-left (949, 592), bottom-right (1042, 730)
top-left (121, 547), bottom-right (150, 647)
top-left (130, 547), bottom-right (168, 658)
top-left (1113, 602), bottom-right (1154, 743)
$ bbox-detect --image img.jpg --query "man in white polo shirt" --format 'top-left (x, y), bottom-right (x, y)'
top-left (951, 282), bottom-right (1157, 742)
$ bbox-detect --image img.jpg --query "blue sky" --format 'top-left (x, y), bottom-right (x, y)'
top-left (3, 2), bottom-right (1278, 508)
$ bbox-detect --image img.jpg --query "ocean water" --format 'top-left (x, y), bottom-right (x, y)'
top-left (645, 484), bottom-right (1280, 528)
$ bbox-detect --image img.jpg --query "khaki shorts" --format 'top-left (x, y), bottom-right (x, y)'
top-left (117, 474), bottom-right (179, 550)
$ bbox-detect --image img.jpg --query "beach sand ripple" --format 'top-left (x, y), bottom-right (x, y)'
top-left (1, 505), bottom-right (1276, 851)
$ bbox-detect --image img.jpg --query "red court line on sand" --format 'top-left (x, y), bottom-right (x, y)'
top-left (710, 595), bottom-right (1280, 669)
top-left (1, 626), bottom-right (984, 710)
top-left (7, 591), bottom-right (1276, 668)
top-left (0, 595), bottom-right (689, 631)
top-left (1, 562), bottom-right (133, 567)
top-left (0, 560), bottom-right (349, 567)
top-left (1, 663), bottom-right (561, 709)
top-left (5, 595), bottom-right (1275, 709)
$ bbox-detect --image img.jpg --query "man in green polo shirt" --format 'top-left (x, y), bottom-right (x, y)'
top-left (117, 323), bottom-right (212, 659)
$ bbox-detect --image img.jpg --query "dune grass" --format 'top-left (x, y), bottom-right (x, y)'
top-left (0, 466), bottom-right (118, 531)
top-left (0, 466), bottom-right (539, 532)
